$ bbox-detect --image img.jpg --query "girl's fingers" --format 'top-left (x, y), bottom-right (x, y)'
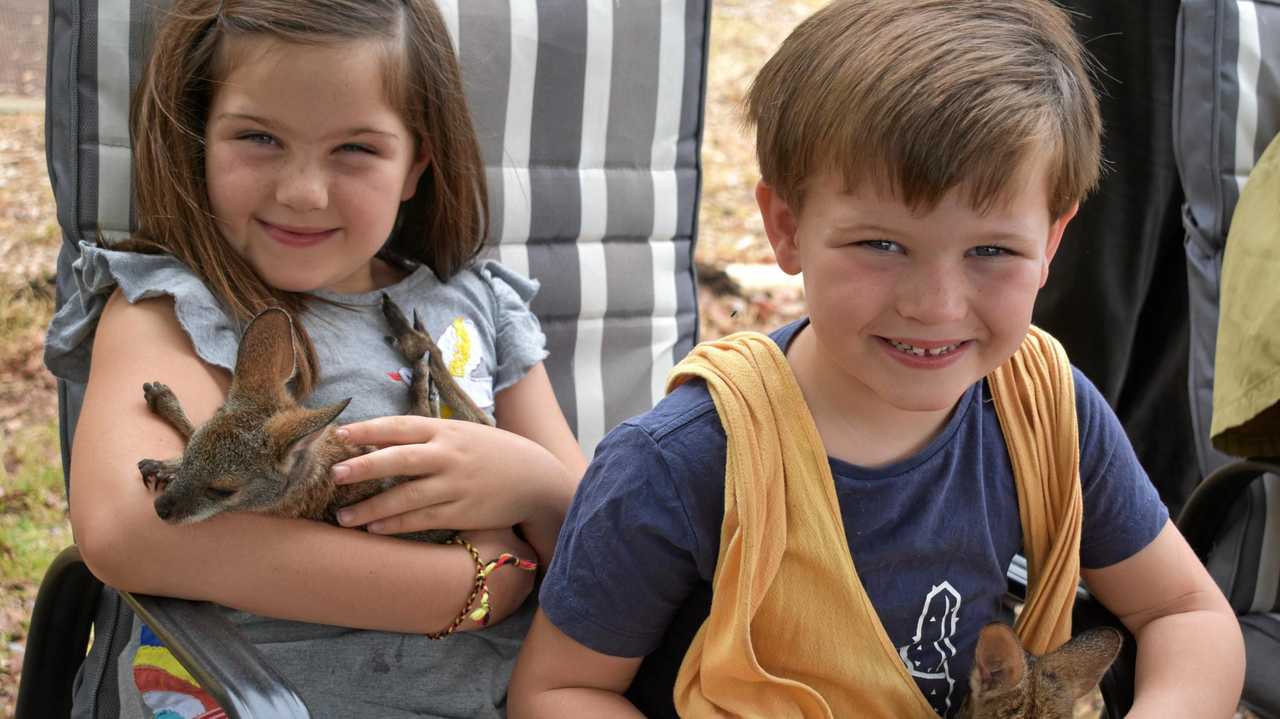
top-left (362, 504), bottom-right (460, 536)
top-left (336, 477), bottom-right (452, 527)
top-left (331, 443), bottom-right (442, 485)
top-left (336, 415), bottom-right (444, 448)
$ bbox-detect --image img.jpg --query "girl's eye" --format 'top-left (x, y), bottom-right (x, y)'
top-left (857, 239), bottom-right (903, 254)
top-left (969, 245), bottom-right (1013, 258)
top-left (338, 143), bottom-right (377, 155)
top-left (237, 132), bottom-right (277, 145)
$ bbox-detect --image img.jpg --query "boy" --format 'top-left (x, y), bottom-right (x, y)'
top-left (509, 1), bottom-right (1244, 717)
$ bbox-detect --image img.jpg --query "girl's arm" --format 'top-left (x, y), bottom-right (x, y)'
top-left (71, 290), bottom-right (531, 633)
top-left (1081, 520), bottom-right (1245, 719)
top-left (331, 364), bottom-right (586, 566)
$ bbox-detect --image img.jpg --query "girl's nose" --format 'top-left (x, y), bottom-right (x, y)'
top-left (275, 159), bottom-right (328, 211)
top-left (897, 263), bottom-right (969, 324)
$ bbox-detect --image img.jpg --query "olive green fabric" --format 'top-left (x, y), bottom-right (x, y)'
top-left (1211, 132), bottom-right (1280, 457)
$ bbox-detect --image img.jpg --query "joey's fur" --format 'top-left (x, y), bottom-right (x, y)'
top-left (137, 296), bottom-right (493, 543)
top-left (958, 623), bottom-right (1123, 719)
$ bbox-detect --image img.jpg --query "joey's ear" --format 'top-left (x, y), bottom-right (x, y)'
top-left (266, 398), bottom-right (352, 455)
top-left (757, 180), bottom-right (803, 275)
top-left (1038, 627), bottom-right (1122, 701)
top-left (230, 308), bottom-right (298, 401)
top-left (971, 623), bottom-right (1027, 695)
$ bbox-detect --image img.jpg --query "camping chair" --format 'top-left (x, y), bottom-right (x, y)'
top-left (1172, 1), bottom-right (1280, 716)
top-left (16, 1), bottom-right (711, 716)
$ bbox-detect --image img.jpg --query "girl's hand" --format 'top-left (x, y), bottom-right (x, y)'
top-left (331, 415), bottom-right (566, 536)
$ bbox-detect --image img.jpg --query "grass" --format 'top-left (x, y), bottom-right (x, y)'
top-left (0, 109), bottom-right (64, 718)
top-left (0, 421), bottom-right (68, 590)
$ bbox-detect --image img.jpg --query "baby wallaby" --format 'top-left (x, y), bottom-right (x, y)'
top-left (959, 622), bottom-right (1123, 719)
top-left (136, 296), bottom-right (492, 543)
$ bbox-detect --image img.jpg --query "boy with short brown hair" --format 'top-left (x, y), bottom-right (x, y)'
top-left (510, 2), bottom-right (1244, 717)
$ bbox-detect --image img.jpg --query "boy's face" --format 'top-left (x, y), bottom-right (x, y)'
top-left (758, 160), bottom-right (1075, 415)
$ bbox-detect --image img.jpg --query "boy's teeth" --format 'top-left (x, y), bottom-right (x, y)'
top-left (889, 339), bottom-right (961, 357)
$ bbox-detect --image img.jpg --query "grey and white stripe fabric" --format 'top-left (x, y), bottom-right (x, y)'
top-left (1175, 0), bottom-right (1280, 478)
top-left (45, 0), bottom-right (709, 457)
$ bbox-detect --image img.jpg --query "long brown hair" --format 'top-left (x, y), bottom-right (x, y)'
top-left (129, 0), bottom-right (488, 392)
top-left (746, 0), bottom-right (1101, 219)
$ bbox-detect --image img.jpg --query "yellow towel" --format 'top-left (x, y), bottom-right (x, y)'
top-left (1211, 131), bottom-right (1280, 457)
top-left (669, 326), bottom-right (1082, 718)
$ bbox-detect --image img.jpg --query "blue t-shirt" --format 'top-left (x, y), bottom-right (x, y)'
top-left (539, 320), bottom-right (1168, 718)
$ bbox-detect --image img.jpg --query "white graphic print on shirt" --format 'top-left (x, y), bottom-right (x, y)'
top-left (898, 581), bottom-right (961, 715)
top-left (389, 316), bottom-right (495, 414)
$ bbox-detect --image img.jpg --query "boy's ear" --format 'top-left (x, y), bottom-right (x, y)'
top-left (1041, 201), bottom-right (1079, 287)
top-left (756, 180), bottom-right (803, 275)
top-left (401, 143), bottom-right (432, 202)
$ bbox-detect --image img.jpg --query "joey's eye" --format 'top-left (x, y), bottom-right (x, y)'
top-left (207, 487), bottom-right (236, 500)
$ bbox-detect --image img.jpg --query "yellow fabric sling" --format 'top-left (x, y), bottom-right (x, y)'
top-left (669, 326), bottom-right (1083, 718)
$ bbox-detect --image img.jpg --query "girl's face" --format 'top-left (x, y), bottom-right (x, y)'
top-left (205, 36), bottom-right (429, 294)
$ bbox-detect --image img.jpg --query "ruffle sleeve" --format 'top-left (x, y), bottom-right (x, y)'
top-left (475, 259), bottom-right (548, 393)
top-left (43, 241), bottom-right (240, 383)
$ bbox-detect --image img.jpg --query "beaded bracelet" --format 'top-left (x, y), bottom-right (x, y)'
top-left (425, 538), bottom-right (538, 640)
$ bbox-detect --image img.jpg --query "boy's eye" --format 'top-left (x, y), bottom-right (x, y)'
top-left (857, 239), bottom-right (904, 253)
top-left (969, 245), bottom-right (1013, 258)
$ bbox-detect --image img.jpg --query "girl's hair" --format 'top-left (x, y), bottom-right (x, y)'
top-left (746, 0), bottom-right (1101, 219)
top-left (129, 0), bottom-right (488, 393)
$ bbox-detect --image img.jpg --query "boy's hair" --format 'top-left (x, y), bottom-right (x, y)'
top-left (130, 0), bottom-right (487, 392)
top-left (746, 0), bottom-right (1101, 218)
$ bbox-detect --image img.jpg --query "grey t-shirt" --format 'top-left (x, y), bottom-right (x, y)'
top-left (46, 242), bottom-right (548, 718)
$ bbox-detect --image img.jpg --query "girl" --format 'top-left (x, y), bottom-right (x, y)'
top-left (45, 0), bottom-right (586, 716)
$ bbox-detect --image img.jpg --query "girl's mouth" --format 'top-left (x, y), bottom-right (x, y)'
top-left (259, 220), bottom-right (338, 247)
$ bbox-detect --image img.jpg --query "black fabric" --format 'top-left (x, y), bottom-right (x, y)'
top-left (1035, 0), bottom-right (1197, 514)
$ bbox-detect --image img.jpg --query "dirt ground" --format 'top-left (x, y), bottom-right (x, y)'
top-left (0, 0), bottom-right (45, 99)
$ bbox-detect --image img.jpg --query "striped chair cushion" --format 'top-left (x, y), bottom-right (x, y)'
top-left (46, 0), bottom-right (709, 455)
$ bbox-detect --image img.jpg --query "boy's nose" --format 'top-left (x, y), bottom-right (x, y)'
top-left (275, 160), bottom-right (329, 211)
top-left (897, 265), bottom-right (968, 324)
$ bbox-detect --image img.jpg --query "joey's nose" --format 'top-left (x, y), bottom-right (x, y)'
top-left (154, 495), bottom-right (173, 521)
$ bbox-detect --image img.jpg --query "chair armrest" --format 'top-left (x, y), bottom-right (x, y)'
top-left (16, 546), bottom-right (101, 719)
top-left (120, 591), bottom-right (312, 719)
top-left (1176, 457), bottom-right (1280, 558)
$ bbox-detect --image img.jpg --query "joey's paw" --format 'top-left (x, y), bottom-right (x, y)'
top-left (138, 458), bottom-right (175, 492)
top-left (142, 382), bottom-right (174, 410)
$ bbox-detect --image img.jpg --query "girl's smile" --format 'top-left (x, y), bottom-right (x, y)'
top-left (257, 219), bottom-right (340, 248)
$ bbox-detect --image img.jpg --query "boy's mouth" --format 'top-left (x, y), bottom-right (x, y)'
top-left (884, 338), bottom-right (966, 358)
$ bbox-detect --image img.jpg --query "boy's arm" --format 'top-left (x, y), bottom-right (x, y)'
top-left (508, 611), bottom-right (646, 718)
top-left (1081, 519), bottom-right (1245, 719)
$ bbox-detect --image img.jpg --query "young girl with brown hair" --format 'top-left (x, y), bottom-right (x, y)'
top-left (45, 1), bottom-right (585, 716)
